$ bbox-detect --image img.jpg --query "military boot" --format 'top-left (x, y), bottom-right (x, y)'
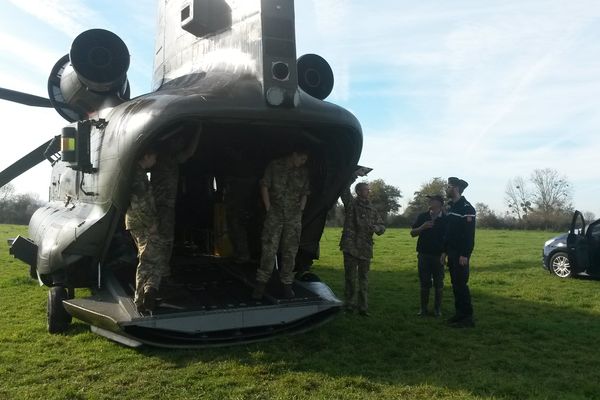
top-left (282, 284), bottom-right (295, 299)
top-left (417, 288), bottom-right (429, 316)
top-left (252, 282), bottom-right (266, 300)
top-left (143, 287), bottom-right (159, 312)
top-left (433, 288), bottom-right (443, 317)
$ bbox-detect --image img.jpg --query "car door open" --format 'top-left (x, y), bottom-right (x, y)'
top-left (567, 211), bottom-right (589, 275)
top-left (585, 219), bottom-right (600, 276)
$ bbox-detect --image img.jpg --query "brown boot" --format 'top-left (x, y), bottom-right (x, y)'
top-left (282, 284), bottom-right (295, 299)
top-left (252, 282), bottom-right (266, 300)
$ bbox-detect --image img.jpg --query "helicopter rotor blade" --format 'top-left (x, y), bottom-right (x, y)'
top-left (0, 139), bottom-right (57, 188)
top-left (0, 87), bottom-right (53, 108)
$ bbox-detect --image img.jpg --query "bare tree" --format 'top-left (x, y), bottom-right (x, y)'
top-left (583, 211), bottom-right (596, 223)
top-left (530, 168), bottom-right (571, 215)
top-left (505, 176), bottom-right (532, 221)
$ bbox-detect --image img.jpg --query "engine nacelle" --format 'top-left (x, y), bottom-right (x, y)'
top-left (48, 29), bottom-right (130, 122)
top-left (297, 54), bottom-right (334, 100)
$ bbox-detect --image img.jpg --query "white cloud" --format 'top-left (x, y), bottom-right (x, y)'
top-left (0, 32), bottom-right (60, 79)
top-left (6, 0), bottom-right (103, 37)
top-left (296, 0), bottom-right (600, 215)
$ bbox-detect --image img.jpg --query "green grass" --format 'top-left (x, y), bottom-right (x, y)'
top-left (1, 225), bottom-right (600, 400)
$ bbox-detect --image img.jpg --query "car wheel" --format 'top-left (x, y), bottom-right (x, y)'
top-left (550, 252), bottom-right (572, 278)
top-left (47, 286), bottom-right (72, 334)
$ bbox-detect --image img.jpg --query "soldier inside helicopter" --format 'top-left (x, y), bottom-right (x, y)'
top-left (106, 122), bottom-right (328, 314)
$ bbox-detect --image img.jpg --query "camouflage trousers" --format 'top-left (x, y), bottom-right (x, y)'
top-left (343, 252), bottom-right (371, 312)
top-left (257, 209), bottom-right (301, 285)
top-left (156, 205), bottom-right (175, 277)
top-left (130, 229), bottom-right (163, 307)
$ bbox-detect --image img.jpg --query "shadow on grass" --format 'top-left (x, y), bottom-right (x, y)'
top-left (137, 266), bottom-right (600, 399)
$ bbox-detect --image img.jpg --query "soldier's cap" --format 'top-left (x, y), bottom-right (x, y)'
top-left (425, 194), bottom-right (444, 203)
top-left (448, 177), bottom-right (469, 191)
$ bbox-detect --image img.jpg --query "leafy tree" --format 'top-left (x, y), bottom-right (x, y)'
top-left (0, 183), bottom-right (15, 202)
top-left (326, 179), bottom-right (402, 226)
top-left (403, 177), bottom-right (446, 223)
top-left (0, 191), bottom-right (43, 225)
top-left (367, 179), bottom-right (402, 220)
top-left (475, 202), bottom-right (502, 229)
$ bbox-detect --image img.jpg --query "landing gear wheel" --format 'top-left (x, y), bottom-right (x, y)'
top-left (47, 286), bottom-right (72, 333)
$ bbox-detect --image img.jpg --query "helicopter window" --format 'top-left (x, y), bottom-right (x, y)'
top-left (181, 5), bottom-right (190, 22)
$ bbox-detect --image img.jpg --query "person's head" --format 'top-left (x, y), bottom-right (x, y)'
top-left (290, 148), bottom-right (309, 167)
top-left (355, 182), bottom-right (370, 199)
top-left (446, 177), bottom-right (468, 199)
top-left (138, 148), bottom-right (158, 169)
top-left (426, 195), bottom-right (444, 213)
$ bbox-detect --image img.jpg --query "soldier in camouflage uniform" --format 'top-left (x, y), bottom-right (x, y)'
top-left (252, 149), bottom-right (310, 299)
top-left (151, 128), bottom-right (200, 283)
top-left (340, 174), bottom-right (385, 316)
top-left (126, 148), bottom-right (162, 312)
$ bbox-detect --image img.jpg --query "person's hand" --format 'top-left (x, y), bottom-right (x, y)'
top-left (421, 221), bottom-right (434, 230)
top-left (459, 256), bottom-right (469, 266)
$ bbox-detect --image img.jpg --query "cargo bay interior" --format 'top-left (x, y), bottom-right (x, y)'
top-left (107, 121), bottom-right (355, 314)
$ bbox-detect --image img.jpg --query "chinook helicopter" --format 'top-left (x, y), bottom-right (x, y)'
top-left (0, 0), bottom-right (362, 348)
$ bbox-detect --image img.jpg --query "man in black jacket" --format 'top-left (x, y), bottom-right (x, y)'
top-left (410, 195), bottom-right (447, 317)
top-left (442, 177), bottom-right (476, 328)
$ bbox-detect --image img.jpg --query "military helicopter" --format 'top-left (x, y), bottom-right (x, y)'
top-left (0, 0), bottom-right (362, 348)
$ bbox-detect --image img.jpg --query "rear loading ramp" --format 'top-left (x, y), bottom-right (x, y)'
top-left (63, 261), bottom-right (341, 348)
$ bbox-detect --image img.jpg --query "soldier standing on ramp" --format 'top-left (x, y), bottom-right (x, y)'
top-left (151, 127), bottom-right (200, 286)
top-left (126, 147), bottom-right (162, 313)
top-left (252, 147), bottom-right (310, 300)
top-left (339, 169), bottom-right (385, 316)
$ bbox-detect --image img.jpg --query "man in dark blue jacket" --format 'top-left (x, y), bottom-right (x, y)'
top-left (442, 177), bottom-right (476, 328)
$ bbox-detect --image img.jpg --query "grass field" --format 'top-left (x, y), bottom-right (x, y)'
top-left (1, 225), bottom-right (600, 400)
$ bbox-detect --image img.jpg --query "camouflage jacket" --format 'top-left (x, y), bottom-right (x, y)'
top-left (125, 164), bottom-right (158, 232)
top-left (151, 153), bottom-right (179, 208)
top-left (260, 157), bottom-right (310, 216)
top-left (339, 182), bottom-right (385, 260)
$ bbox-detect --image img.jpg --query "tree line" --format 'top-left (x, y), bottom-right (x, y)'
top-left (327, 169), bottom-right (593, 231)
top-left (0, 168), bottom-right (592, 231)
top-left (0, 184), bottom-right (44, 225)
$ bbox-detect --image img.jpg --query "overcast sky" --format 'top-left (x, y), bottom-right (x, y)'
top-left (1, 0), bottom-right (599, 217)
